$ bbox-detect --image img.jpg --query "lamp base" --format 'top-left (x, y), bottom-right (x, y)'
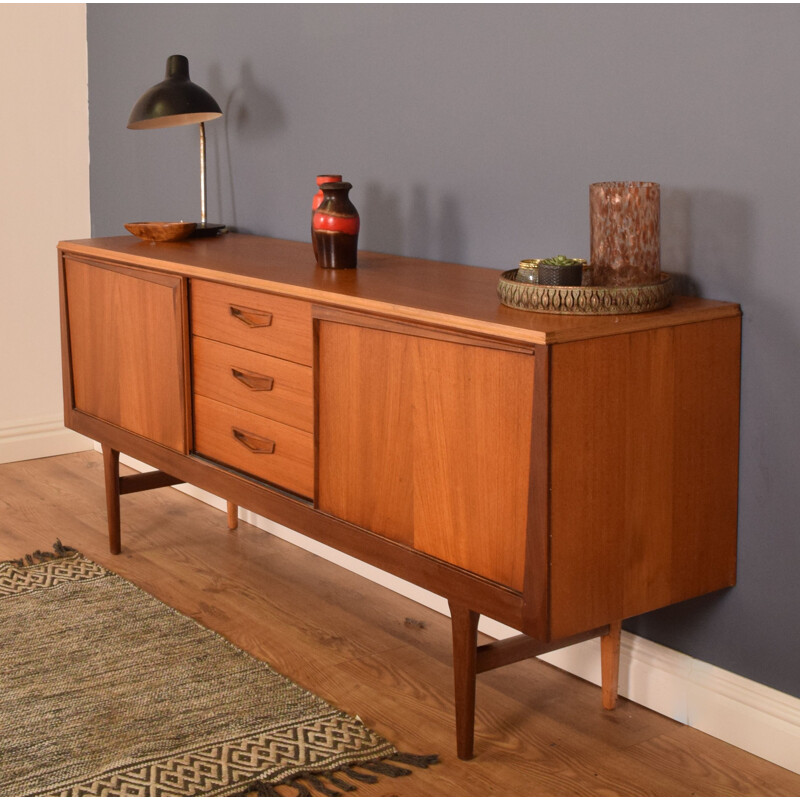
top-left (192, 223), bottom-right (227, 238)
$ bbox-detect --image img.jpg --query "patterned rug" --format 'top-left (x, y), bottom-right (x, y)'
top-left (0, 543), bottom-right (437, 796)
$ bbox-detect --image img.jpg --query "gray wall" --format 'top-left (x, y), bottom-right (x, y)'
top-left (87, 5), bottom-right (800, 697)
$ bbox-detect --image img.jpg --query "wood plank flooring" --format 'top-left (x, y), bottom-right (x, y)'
top-left (2, 451), bottom-right (799, 796)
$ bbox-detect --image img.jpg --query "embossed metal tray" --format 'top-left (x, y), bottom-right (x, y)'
top-left (497, 270), bottom-right (673, 315)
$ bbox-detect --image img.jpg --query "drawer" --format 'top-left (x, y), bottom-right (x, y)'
top-left (193, 337), bottom-right (313, 432)
top-left (191, 280), bottom-right (313, 365)
top-left (194, 395), bottom-right (314, 499)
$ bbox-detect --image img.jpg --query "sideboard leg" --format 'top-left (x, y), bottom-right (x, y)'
top-left (227, 502), bottom-right (239, 530)
top-left (102, 445), bottom-right (121, 555)
top-left (448, 600), bottom-right (480, 760)
top-left (601, 619), bottom-right (622, 710)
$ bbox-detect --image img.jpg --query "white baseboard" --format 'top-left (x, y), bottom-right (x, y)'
top-left (539, 632), bottom-right (800, 775)
top-left (115, 454), bottom-right (800, 775)
top-left (0, 415), bottom-right (93, 464)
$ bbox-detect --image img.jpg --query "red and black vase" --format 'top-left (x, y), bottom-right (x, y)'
top-left (311, 174), bottom-right (342, 259)
top-left (312, 182), bottom-right (360, 269)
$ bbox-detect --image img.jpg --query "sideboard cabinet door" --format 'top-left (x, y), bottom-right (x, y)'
top-left (63, 258), bottom-right (190, 453)
top-left (317, 319), bottom-right (535, 591)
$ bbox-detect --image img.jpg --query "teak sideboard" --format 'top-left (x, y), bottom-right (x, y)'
top-left (58, 235), bottom-right (741, 759)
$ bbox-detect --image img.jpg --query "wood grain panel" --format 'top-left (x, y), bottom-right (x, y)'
top-left (669, 316), bottom-right (741, 598)
top-left (318, 320), bottom-right (534, 590)
top-left (522, 344), bottom-right (552, 639)
top-left (547, 318), bottom-right (740, 638)
top-left (192, 336), bottom-right (313, 432)
top-left (317, 322), bottom-right (414, 545)
top-left (193, 395), bottom-right (313, 499)
top-left (547, 329), bottom-right (678, 636)
top-left (411, 336), bottom-right (534, 591)
top-left (64, 258), bottom-right (188, 452)
top-left (191, 279), bottom-right (313, 365)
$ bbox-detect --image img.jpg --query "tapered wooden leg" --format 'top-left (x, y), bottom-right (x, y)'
top-left (601, 620), bottom-right (622, 710)
top-left (448, 600), bottom-right (480, 760)
top-left (227, 502), bottom-right (239, 530)
top-left (102, 445), bottom-right (121, 555)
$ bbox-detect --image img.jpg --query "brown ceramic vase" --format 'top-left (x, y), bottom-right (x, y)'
top-left (312, 182), bottom-right (360, 269)
top-left (311, 174), bottom-right (342, 258)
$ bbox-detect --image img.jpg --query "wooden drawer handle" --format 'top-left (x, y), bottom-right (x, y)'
top-left (231, 367), bottom-right (275, 392)
top-left (229, 305), bottom-right (273, 328)
top-left (232, 427), bottom-right (275, 454)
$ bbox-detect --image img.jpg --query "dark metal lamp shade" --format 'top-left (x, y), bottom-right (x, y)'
top-left (127, 55), bottom-right (221, 130)
top-left (126, 54), bottom-right (224, 233)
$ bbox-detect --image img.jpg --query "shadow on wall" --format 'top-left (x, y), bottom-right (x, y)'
top-left (661, 188), bottom-right (753, 301)
top-left (207, 60), bottom-right (286, 231)
top-left (361, 182), bottom-right (466, 264)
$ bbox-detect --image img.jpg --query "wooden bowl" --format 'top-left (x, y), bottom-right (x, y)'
top-left (124, 222), bottom-right (197, 242)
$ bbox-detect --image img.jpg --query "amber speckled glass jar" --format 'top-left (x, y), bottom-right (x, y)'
top-left (590, 181), bottom-right (660, 287)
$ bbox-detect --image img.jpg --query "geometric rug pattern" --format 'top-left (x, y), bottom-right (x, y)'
top-left (0, 543), bottom-right (436, 796)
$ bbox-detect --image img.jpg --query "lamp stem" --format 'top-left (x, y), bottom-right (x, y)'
top-left (199, 121), bottom-right (207, 226)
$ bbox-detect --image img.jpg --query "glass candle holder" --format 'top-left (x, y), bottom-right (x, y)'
top-left (590, 182), bottom-right (660, 287)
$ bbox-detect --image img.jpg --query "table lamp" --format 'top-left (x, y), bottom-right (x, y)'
top-left (128, 54), bottom-right (224, 236)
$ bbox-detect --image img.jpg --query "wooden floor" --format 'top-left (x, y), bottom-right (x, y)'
top-left (3, 451), bottom-right (799, 797)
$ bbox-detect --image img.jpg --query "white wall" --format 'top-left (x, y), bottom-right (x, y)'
top-left (0, 4), bottom-right (92, 463)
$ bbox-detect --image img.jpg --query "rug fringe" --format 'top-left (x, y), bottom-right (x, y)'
top-left (361, 759), bottom-right (412, 778)
top-left (388, 751), bottom-right (440, 768)
top-left (306, 772), bottom-right (341, 796)
top-left (10, 540), bottom-right (76, 568)
top-left (239, 751), bottom-right (439, 797)
top-left (325, 772), bottom-right (357, 792)
top-left (286, 777), bottom-right (313, 796)
top-left (341, 765), bottom-right (378, 784)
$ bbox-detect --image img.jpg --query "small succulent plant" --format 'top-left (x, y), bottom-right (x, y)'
top-left (540, 255), bottom-right (585, 267)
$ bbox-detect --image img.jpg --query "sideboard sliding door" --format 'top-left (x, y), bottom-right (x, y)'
top-left (316, 315), bottom-right (535, 592)
top-left (63, 258), bottom-right (190, 453)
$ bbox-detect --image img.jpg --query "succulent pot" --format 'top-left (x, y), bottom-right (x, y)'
top-left (537, 263), bottom-right (584, 287)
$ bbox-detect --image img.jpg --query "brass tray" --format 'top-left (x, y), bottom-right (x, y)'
top-left (497, 270), bottom-right (673, 315)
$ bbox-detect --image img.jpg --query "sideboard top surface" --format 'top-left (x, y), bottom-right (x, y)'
top-left (59, 234), bottom-right (740, 345)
